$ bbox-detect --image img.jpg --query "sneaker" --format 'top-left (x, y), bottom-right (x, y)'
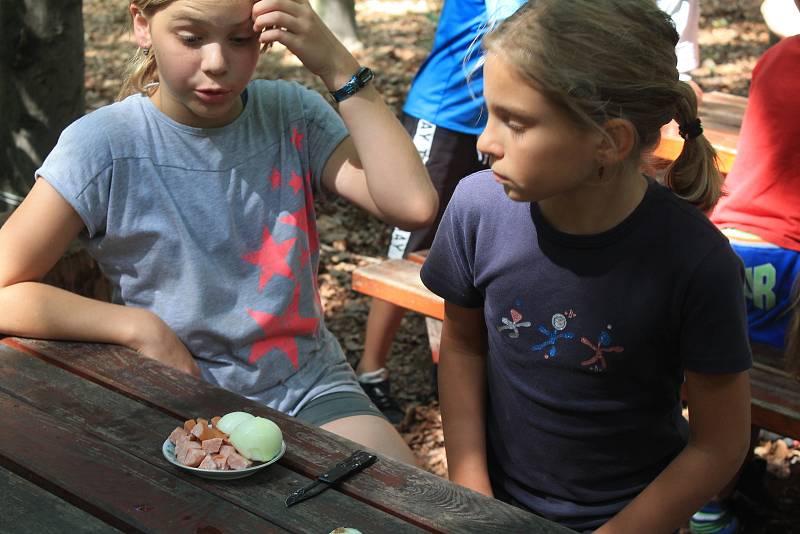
top-left (358, 368), bottom-right (405, 424)
top-left (689, 500), bottom-right (741, 534)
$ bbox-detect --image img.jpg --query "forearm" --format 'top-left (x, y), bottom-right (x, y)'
top-left (598, 438), bottom-right (749, 534)
top-left (330, 75), bottom-right (438, 229)
top-left (0, 281), bottom-right (145, 346)
top-left (439, 345), bottom-right (492, 496)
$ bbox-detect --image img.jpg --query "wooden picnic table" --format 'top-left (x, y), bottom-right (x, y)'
top-left (0, 336), bottom-right (572, 534)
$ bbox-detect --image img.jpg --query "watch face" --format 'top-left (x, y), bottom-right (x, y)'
top-left (357, 67), bottom-right (374, 85)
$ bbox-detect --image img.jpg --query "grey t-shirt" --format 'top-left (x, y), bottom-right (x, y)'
top-left (37, 79), bottom-right (363, 415)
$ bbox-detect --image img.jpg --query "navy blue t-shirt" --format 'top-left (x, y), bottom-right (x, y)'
top-left (420, 171), bottom-right (752, 531)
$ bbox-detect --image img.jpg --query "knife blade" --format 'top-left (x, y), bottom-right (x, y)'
top-left (285, 450), bottom-right (378, 507)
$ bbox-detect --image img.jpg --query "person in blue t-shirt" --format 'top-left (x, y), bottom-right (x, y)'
top-left (356, 0), bottom-right (525, 423)
top-left (420, 1), bottom-right (752, 531)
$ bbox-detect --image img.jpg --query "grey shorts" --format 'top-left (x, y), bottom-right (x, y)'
top-left (294, 391), bottom-right (387, 426)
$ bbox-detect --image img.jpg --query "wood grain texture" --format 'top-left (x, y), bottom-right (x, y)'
top-left (352, 259), bottom-right (444, 321)
top-left (0, 388), bottom-right (286, 534)
top-left (2, 338), bottom-right (570, 533)
top-left (0, 345), bottom-right (424, 534)
top-left (1, 469), bottom-right (121, 534)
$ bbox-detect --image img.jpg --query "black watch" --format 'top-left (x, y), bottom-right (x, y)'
top-left (329, 66), bottom-right (374, 103)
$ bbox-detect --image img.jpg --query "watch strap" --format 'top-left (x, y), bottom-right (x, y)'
top-left (330, 66), bottom-right (374, 103)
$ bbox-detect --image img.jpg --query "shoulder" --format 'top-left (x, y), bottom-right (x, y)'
top-left (753, 34), bottom-right (800, 79)
top-left (248, 79), bottom-right (339, 128)
top-left (56, 95), bottom-right (152, 160)
top-left (651, 180), bottom-right (727, 241)
top-left (647, 180), bottom-right (741, 271)
top-left (452, 170), bottom-right (510, 207)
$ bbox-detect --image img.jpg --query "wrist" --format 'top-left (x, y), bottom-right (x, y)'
top-left (320, 56), bottom-right (363, 92)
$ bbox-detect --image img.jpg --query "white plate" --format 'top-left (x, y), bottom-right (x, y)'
top-left (162, 438), bottom-right (286, 480)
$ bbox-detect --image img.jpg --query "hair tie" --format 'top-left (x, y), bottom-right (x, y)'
top-left (679, 118), bottom-right (703, 140)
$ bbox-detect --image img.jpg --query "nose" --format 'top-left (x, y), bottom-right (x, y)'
top-left (201, 43), bottom-right (227, 76)
top-left (476, 119), bottom-right (502, 161)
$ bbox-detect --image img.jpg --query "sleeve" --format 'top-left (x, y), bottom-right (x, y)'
top-left (420, 183), bottom-right (484, 308)
top-left (298, 85), bottom-right (349, 195)
top-left (679, 243), bottom-right (753, 373)
top-left (35, 112), bottom-right (114, 238)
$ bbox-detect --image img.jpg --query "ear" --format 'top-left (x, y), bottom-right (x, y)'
top-left (596, 118), bottom-right (637, 166)
top-left (130, 4), bottom-right (152, 49)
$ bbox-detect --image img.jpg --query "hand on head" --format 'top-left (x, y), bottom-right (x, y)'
top-left (251, 0), bottom-right (359, 89)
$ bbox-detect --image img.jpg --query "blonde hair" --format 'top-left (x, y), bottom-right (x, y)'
top-left (483, 0), bottom-right (723, 211)
top-left (117, 0), bottom-right (174, 101)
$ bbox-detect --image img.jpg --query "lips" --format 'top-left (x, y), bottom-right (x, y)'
top-left (194, 88), bottom-right (232, 104)
top-left (492, 170), bottom-right (510, 184)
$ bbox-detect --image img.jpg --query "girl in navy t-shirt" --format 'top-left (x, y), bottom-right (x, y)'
top-left (421, 1), bottom-right (752, 531)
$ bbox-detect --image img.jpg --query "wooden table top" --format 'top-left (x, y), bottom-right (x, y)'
top-left (0, 337), bottom-right (571, 534)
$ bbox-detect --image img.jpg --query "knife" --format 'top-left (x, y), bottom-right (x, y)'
top-left (285, 450), bottom-right (378, 507)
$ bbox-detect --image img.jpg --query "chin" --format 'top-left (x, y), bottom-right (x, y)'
top-left (503, 187), bottom-right (533, 203)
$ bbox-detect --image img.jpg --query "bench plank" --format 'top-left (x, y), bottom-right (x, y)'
top-left (352, 259), bottom-right (444, 321)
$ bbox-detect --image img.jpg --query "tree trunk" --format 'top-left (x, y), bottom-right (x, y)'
top-left (311, 0), bottom-right (362, 51)
top-left (0, 0), bottom-right (84, 213)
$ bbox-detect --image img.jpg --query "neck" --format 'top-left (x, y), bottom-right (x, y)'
top-left (537, 170), bottom-right (647, 235)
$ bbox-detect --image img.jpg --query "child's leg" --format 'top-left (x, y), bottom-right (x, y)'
top-left (321, 414), bottom-right (418, 466)
top-left (357, 298), bottom-right (406, 374)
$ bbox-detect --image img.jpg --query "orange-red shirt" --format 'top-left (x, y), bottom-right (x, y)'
top-left (711, 36), bottom-right (800, 251)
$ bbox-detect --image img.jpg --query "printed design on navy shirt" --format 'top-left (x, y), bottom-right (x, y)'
top-left (241, 126), bottom-right (321, 369)
top-left (498, 305), bottom-right (627, 372)
top-left (530, 312), bottom-right (576, 359)
top-left (497, 308), bottom-right (532, 338)
top-left (579, 328), bottom-right (624, 372)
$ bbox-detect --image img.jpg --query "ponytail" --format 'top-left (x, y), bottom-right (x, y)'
top-left (116, 46), bottom-right (159, 101)
top-left (662, 82), bottom-right (724, 213)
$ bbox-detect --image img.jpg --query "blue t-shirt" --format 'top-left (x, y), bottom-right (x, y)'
top-left (402, 0), bottom-right (525, 135)
top-left (420, 171), bottom-right (752, 531)
top-left (37, 80), bottom-right (364, 415)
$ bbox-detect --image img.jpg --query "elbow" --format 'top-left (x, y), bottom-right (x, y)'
top-left (393, 192), bottom-right (439, 231)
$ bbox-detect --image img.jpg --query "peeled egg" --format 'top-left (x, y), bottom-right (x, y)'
top-left (228, 416), bottom-right (283, 462)
top-left (215, 411), bottom-right (255, 434)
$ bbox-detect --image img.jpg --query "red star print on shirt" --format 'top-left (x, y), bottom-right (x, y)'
top-left (246, 282), bottom-right (320, 368)
top-left (291, 128), bottom-right (305, 151)
top-left (270, 168), bottom-right (281, 190)
top-left (288, 171), bottom-right (303, 195)
top-left (242, 226), bottom-right (297, 290)
top-left (278, 171), bottom-right (318, 267)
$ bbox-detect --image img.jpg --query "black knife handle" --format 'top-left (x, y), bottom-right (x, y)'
top-left (318, 450), bottom-right (378, 484)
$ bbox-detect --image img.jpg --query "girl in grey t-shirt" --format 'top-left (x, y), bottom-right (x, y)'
top-left (0, 0), bottom-right (437, 465)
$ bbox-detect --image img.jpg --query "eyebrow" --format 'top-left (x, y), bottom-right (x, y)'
top-left (490, 103), bottom-right (538, 121)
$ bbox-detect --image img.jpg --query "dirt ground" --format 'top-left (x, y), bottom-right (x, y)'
top-left (81, 0), bottom-right (799, 531)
